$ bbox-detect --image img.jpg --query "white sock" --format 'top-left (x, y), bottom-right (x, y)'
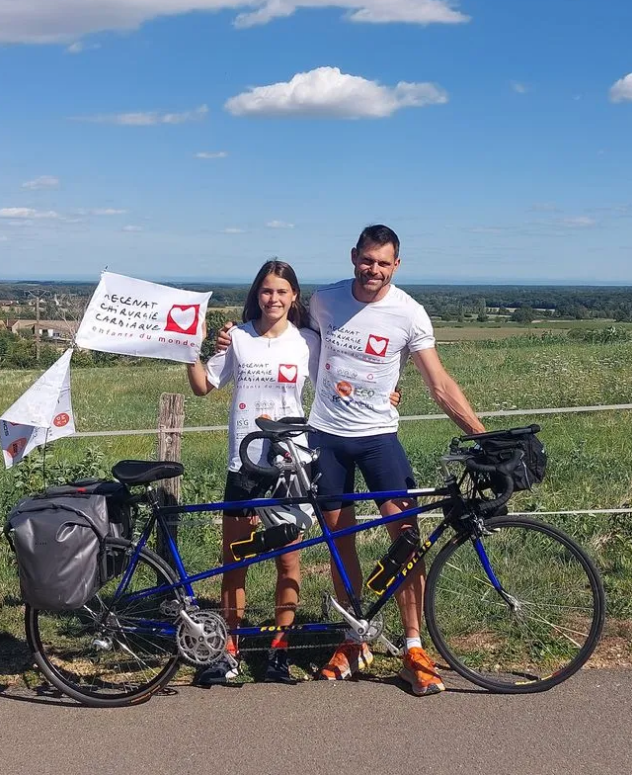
top-left (406, 637), bottom-right (422, 652)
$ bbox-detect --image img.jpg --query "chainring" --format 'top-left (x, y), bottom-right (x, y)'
top-left (176, 610), bottom-right (228, 666)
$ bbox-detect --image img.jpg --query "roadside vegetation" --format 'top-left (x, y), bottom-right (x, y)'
top-left (1, 328), bottom-right (632, 686)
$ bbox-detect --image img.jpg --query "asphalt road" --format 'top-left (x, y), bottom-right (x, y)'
top-left (1, 670), bottom-right (631, 775)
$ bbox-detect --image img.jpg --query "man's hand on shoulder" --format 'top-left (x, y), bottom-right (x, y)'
top-left (216, 321), bottom-right (235, 352)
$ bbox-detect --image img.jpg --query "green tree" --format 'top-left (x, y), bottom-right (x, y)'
top-left (510, 306), bottom-right (536, 324)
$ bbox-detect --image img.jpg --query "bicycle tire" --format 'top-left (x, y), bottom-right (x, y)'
top-left (26, 537), bottom-right (183, 707)
top-left (424, 516), bottom-right (605, 693)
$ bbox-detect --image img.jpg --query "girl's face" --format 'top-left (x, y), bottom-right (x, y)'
top-left (258, 273), bottom-right (297, 324)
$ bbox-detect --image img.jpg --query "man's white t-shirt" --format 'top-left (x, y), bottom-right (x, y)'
top-left (206, 321), bottom-right (320, 472)
top-left (308, 280), bottom-right (435, 437)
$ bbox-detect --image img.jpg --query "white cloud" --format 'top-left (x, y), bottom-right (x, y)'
top-left (266, 220), bottom-right (294, 229)
top-left (561, 216), bottom-right (597, 228)
top-left (236, 0), bottom-right (469, 27)
top-left (609, 73), bottom-right (632, 103)
top-left (196, 151), bottom-right (228, 159)
top-left (21, 175), bottom-right (60, 190)
top-left (122, 224), bottom-right (143, 232)
top-left (0, 207), bottom-right (60, 219)
top-left (66, 40), bottom-right (101, 54)
top-left (92, 208), bottom-right (127, 215)
top-left (510, 81), bottom-right (529, 94)
top-left (222, 227), bottom-right (245, 234)
top-left (225, 66), bottom-right (448, 119)
top-left (72, 104), bottom-right (208, 125)
top-left (0, 2), bottom-right (470, 44)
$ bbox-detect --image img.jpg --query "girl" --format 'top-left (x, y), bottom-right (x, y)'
top-left (186, 260), bottom-right (319, 684)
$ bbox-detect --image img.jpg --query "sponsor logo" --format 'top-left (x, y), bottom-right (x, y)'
top-left (7, 438), bottom-right (27, 458)
top-left (325, 363), bottom-right (331, 370)
top-left (354, 386), bottom-right (375, 399)
top-left (164, 304), bottom-right (200, 335)
top-left (365, 335), bottom-right (389, 357)
top-left (335, 380), bottom-right (353, 398)
top-left (239, 402), bottom-right (247, 410)
top-left (278, 364), bottom-right (298, 383)
top-left (53, 413), bottom-right (70, 428)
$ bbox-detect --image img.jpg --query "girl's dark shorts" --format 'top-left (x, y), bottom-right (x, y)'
top-left (222, 469), bottom-right (270, 518)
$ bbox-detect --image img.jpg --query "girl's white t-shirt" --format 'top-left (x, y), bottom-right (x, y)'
top-left (205, 321), bottom-right (320, 472)
top-left (308, 280), bottom-right (435, 437)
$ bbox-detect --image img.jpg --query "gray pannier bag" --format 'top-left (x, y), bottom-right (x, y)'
top-left (4, 481), bottom-right (132, 611)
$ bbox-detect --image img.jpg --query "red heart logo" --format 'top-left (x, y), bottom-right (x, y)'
top-left (365, 335), bottom-right (389, 357)
top-left (165, 305), bottom-right (200, 335)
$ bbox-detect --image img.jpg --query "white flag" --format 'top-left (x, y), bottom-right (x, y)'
top-left (75, 272), bottom-right (212, 363)
top-left (1, 348), bottom-right (75, 469)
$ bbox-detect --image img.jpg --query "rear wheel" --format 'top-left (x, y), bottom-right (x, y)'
top-left (425, 517), bottom-right (605, 693)
top-left (26, 537), bottom-right (183, 707)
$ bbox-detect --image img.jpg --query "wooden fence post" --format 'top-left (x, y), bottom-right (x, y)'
top-left (156, 392), bottom-right (185, 568)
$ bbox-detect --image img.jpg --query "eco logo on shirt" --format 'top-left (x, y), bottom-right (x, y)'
top-left (278, 364), bottom-right (298, 383)
top-left (365, 335), bottom-right (389, 357)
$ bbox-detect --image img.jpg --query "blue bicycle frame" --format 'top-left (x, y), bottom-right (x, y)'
top-left (112, 479), bottom-right (505, 642)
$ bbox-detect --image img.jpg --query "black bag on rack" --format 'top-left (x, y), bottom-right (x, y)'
top-left (4, 480), bottom-right (133, 611)
top-left (479, 433), bottom-right (547, 491)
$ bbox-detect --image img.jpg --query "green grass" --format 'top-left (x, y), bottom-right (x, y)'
top-left (2, 336), bottom-right (632, 688)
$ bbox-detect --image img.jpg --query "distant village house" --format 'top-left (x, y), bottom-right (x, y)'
top-left (5, 319), bottom-right (78, 341)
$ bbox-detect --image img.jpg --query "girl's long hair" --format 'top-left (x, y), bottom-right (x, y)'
top-left (242, 260), bottom-right (309, 328)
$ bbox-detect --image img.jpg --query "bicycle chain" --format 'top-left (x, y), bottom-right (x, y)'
top-left (183, 601), bottom-right (394, 655)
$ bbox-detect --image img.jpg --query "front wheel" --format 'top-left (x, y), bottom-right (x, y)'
top-left (26, 537), bottom-right (183, 707)
top-left (424, 516), bottom-right (605, 693)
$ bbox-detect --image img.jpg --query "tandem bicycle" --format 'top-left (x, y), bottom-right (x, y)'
top-left (18, 421), bottom-right (605, 707)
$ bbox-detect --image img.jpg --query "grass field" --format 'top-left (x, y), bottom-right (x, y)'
top-left (1, 333), bottom-right (632, 689)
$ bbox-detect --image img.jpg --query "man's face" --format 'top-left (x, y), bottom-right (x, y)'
top-left (351, 241), bottom-right (400, 294)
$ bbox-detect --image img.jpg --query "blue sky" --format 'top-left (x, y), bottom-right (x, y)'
top-left (0, 0), bottom-right (631, 284)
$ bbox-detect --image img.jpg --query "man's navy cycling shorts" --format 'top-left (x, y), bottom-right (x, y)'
top-left (308, 429), bottom-right (417, 511)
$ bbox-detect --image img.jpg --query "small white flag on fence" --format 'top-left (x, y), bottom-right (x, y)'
top-left (75, 272), bottom-right (212, 363)
top-left (1, 348), bottom-right (75, 469)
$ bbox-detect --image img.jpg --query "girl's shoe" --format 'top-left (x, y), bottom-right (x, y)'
top-left (264, 648), bottom-right (296, 684)
top-left (194, 654), bottom-right (240, 685)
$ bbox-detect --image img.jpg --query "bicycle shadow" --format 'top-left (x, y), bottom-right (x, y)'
top-left (0, 632), bottom-right (73, 706)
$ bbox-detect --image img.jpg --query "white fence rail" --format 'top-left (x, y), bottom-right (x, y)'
top-left (72, 401), bottom-right (632, 438)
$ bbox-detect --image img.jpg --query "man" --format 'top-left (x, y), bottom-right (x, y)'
top-left (220, 225), bottom-right (485, 695)
top-left (306, 224), bottom-right (485, 695)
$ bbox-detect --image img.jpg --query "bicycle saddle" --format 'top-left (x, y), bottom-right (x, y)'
top-left (255, 417), bottom-right (315, 435)
top-left (112, 460), bottom-right (185, 485)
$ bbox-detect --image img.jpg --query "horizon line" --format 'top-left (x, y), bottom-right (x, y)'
top-left (2, 276), bottom-right (632, 288)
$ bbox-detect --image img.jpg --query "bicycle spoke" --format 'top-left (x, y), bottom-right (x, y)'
top-left (426, 517), bottom-right (604, 692)
top-left (27, 540), bottom-right (181, 705)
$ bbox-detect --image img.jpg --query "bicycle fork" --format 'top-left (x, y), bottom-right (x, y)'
top-left (471, 534), bottom-right (522, 612)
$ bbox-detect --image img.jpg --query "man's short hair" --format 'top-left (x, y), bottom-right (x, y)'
top-left (356, 224), bottom-right (400, 259)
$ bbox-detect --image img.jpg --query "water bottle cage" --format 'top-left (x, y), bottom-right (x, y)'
top-left (230, 523), bottom-right (301, 561)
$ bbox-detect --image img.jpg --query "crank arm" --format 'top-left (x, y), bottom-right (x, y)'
top-left (327, 596), bottom-right (369, 637)
top-left (377, 634), bottom-right (403, 657)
